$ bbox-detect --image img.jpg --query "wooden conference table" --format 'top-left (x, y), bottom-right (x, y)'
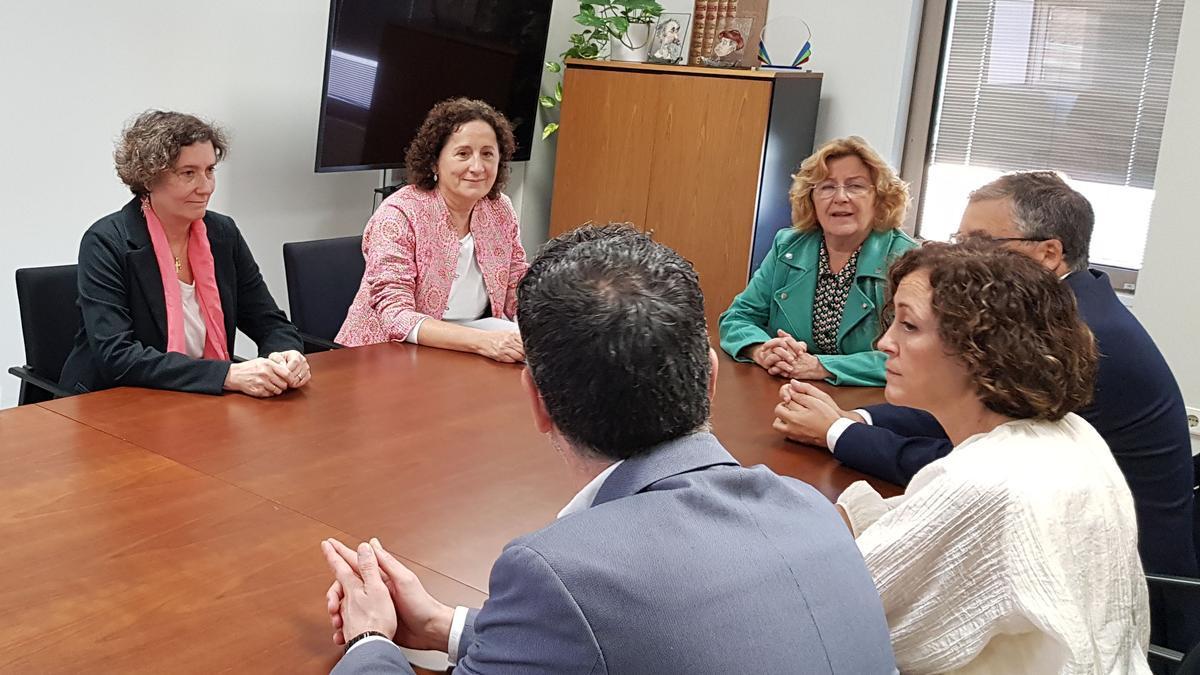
top-left (0, 344), bottom-right (897, 673)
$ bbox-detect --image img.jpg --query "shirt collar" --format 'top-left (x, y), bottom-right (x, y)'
top-left (557, 460), bottom-right (623, 519)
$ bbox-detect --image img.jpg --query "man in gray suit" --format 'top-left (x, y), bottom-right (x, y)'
top-left (321, 225), bottom-right (896, 674)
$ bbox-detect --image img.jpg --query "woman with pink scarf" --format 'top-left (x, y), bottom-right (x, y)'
top-left (60, 110), bottom-right (307, 398)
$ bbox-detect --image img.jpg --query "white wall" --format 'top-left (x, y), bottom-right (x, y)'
top-left (1133, 0), bottom-right (1200, 450)
top-left (0, 1), bottom-right (382, 407)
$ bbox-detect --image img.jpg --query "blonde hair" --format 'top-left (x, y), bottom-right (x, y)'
top-left (788, 136), bottom-right (910, 232)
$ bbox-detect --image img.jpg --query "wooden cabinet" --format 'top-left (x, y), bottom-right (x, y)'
top-left (549, 59), bottom-right (822, 328)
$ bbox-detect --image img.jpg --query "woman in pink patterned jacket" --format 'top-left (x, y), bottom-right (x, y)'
top-left (336, 98), bottom-right (528, 362)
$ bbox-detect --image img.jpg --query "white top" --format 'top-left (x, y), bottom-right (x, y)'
top-left (837, 413), bottom-right (1150, 674)
top-left (406, 233), bottom-right (490, 344)
top-left (178, 280), bottom-right (206, 358)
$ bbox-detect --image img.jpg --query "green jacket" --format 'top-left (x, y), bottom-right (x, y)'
top-left (719, 227), bottom-right (919, 386)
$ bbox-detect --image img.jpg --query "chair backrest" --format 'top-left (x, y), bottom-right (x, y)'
top-left (15, 264), bottom-right (81, 382)
top-left (282, 235), bottom-right (364, 342)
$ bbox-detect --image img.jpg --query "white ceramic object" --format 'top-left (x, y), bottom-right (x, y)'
top-left (610, 23), bottom-right (653, 62)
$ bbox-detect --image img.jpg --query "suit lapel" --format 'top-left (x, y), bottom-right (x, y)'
top-left (470, 200), bottom-right (507, 314)
top-left (773, 233), bottom-right (818, 340)
top-left (835, 230), bottom-right (890, 346)
top-left (122, 199), bottom-right (170, 343)
top-left (592, 433), bottom-right (740, 507)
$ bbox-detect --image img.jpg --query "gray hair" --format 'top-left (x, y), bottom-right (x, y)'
top-left (114, 110), bottom-right (228, 196)
top-left (967, 171), bottom-right (1094, 273)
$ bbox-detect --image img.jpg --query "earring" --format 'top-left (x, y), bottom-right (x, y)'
top-left (433, 172), bottom-right (439, 183)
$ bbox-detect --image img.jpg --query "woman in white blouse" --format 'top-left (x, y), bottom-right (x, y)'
top-left (801, 240), bottom-right (1150, 673)
top-left (337, 98), bottom-right (527, 361)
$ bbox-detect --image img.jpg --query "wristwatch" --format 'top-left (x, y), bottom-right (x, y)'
top-left (345, 630), bottom-right (390, 652)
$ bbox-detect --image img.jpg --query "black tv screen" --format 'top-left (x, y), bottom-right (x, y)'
top-left (315, 0), bottom-right (553, 172)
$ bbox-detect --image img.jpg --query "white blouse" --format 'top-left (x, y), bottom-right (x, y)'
top-left (407, 233), bottom-right (489, 344)
top-left (178, 280), bottom-right (206, 358)
top-left (838, 413), bottom-right (1150, 674)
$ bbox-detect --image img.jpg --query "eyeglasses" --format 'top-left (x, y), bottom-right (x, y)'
top-left (949, 232), bottom-right (1051, 245)
top-left (813, 183), bottom-right (874, 200)
top-left (169, 166), bottom-right (216, 186)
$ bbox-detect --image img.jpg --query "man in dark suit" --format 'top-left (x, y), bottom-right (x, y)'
top-left (774, 170), bottom-right (1198, 648)
top-left (321, 225), bottom-right (896, 674)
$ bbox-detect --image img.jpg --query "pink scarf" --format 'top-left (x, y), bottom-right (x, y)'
top-left (142, 200), bottom-right (230, 360)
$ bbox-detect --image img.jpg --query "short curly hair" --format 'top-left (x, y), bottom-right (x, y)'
top-left (789, 136), bottom-right (910, 232)
top-left (883, 239), bottom-right (1097, 421)
top-left (404, 98), bottom-right (515, 200)
top-left (114, 110), bottom-right (228, 196)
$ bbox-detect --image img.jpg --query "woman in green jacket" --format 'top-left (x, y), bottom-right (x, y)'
top-left (719, 136), bottom-right (918, 387)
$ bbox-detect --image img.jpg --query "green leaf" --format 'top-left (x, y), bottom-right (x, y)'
top-left (574, 12), bottom-right (607, 29)
top-left (539, 95), bottom-right (556, 108)
top-left (542, 122), bottom-right (560, 140)
top-left (554, 82), bottom-right (563, 102)
top-left (610, 16), bottom-right (629, 35)
top-left (545, 60), bottom-right (562, 73)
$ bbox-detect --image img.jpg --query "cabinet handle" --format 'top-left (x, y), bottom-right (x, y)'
top-left (647, 228), bottom-right (655, 239)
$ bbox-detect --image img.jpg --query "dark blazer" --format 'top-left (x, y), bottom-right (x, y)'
top-left (833, 269), bottom-right (1197, 579)
top-left (332, 433), bottom-right (897, 675)
top-left (59, 198), bottom-right (301, 395)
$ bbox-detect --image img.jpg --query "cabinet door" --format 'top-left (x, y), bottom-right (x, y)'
top-left (548, 68), bottom-right (661, 237)
top-left (643, 74), bottom-right (772, 329)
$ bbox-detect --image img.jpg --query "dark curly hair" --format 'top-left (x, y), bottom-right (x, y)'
top-left (114, 110), bottom-right (228, 196)
top-left (404, 98), bottom-right (515, 200)
top-left (883, 239), bottom-right (1097, 421)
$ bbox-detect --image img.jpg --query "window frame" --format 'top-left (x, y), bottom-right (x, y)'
top-left (902, 0), bottom-right (1168, 296)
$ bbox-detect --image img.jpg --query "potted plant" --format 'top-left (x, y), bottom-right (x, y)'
top-left (540, 0), bottom-right (665, 138)
top-left (542, 0), bottom-right (667, 138)
top-left (579, 0), bottom-right (664, 62)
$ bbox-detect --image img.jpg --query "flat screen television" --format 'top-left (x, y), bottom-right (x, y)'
top-left (315, 0), bottom-right (553, 172)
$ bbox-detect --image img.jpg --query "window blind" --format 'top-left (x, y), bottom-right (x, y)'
top-left (920, 0), bottom-right (1184, 271)
top-left (932, 0), bottom-right (1183, 188)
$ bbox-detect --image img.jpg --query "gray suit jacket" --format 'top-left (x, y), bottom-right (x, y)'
top-left (333, 433), bottom-right (895, 674)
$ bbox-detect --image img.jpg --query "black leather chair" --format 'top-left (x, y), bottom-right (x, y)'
top-left (8, 264), bottom-right (80, 405)
top-left (1149, 573), bottom-right (1200, 674)
top-left (282, 235), bottom-right (364, 353)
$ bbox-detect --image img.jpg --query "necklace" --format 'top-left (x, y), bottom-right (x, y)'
top-left (174, 256), bottom-right (182, 274)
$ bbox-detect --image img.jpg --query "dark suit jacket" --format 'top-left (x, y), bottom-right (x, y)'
top-left (59, 198), bottom-right (301, 395)
top-left (333, 433), bottom-right (896, 675)
top-left (833, 269), bottom-right (1197, 579)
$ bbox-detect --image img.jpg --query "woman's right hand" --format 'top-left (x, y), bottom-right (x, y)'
top-left (474, 331), bottom-right (525, 363)
top-left (224, 357), bottom-right (294, 397)
top-left (750, 330), bottom-right (808, 377)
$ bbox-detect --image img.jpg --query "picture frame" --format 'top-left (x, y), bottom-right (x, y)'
top-left (700, 16), bottom-right (754, 68)
top-left (648, 13), bottom-right (691, 65)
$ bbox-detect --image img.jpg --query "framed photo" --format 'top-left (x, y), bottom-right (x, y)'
top-left (649, 13), bottom-right (691, 65)
top-left (700, 16), bottom-right (754, 68)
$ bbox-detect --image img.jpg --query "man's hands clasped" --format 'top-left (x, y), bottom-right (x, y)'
top-left (321, 538), bottom-right (456, 653)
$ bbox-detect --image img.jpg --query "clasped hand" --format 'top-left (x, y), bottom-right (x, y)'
top-left (223, 349), bottom-right (310, 397)
top-left (751, 330), bottom-right (830, 380)
top-left (772, 380), bottom-right (862, 447)
top-left (475, 330), bottom-right (524, 364)
top-left (321, 537), bottom-right (455, 653)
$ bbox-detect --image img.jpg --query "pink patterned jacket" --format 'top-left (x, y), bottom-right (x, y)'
top-left (335, 186), bottom-right (528, 346)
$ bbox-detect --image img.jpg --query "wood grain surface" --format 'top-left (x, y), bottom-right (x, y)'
top-left (14, 343), bottom-right (896, 671)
